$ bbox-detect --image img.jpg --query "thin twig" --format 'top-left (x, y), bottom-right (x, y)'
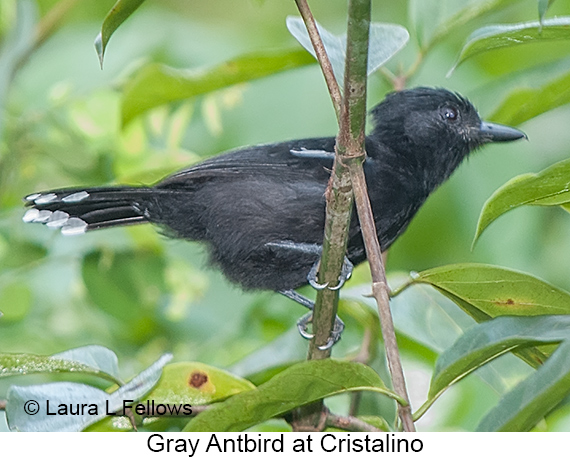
top-left (14, 0), bottom-right (80, 74)
top-left (294, 0), bottom-right (342, 119)
top-left (349, 326), bottom-right (374, 416)
top-left (349, 166), bottom-right (415, 431)
top-left (326, 413), bottom-right (383, 432)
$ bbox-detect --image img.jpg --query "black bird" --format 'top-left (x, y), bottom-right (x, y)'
top-left (23, 88), bottom-right (525, 347)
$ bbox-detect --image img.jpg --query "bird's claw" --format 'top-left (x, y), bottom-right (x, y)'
top-left (308, 262), bottom-right (329, 290)
top-left (297, 312), bottom-right (345, 350)
top-left (328, 257), bottom-right (353, 291)
top-left (297, 313), bottom-right (315, 339)
top-left (307, 256), bottom-right (353, 291)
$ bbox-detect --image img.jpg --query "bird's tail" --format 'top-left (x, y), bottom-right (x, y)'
top-left (23, 187), bottom-right (158, 235)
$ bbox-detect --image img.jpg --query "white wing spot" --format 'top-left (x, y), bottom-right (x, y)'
top-left (46, 211), bottom-right (70, 228)
top-left (22, 208), bottom-right (40, 223)
top-left (62, 191), bottom-right (89, 203)
top-left (61, 218), bottom-right (88, 236)
top-left (34, 210), bottom-right (53, 222)
top-left (34, 193), bottom-right (57, 205)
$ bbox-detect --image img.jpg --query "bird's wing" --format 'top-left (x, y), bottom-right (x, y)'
top-left (156, 137), bottom-right (337, 187)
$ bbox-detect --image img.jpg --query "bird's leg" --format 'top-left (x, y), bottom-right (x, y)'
top-left (279, 289), bottom-right (344, 350)
top-left (266, 241), bottom-right (352, 349)
top-left (265, 240), bottom-right (353, 289)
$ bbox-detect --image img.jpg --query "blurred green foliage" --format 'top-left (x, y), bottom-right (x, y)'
top-left (2, 0), bottom-right (570, 432)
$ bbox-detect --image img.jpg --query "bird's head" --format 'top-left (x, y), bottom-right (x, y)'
top-left (368, 87), bottom-right (525, 187)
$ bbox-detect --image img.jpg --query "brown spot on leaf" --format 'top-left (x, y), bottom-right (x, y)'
top-left (189, 371), bottom-right (208, 388)
top-left (506, 299), bottom-right (515, 305)
top-left (496, 298), bottom-right (516, 306)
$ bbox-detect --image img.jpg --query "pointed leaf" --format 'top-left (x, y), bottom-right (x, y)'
top-left (349, 278), bottom-right (534, 396)
top-left (430, 315), bottom-right (570, 400)
top-left (489, 70), bottom-right (570, 125)
top-left (538, 0), bottom-right (556, 24)
top-left (286, 17), bottom-right (408, 86)
top-left (0, 346), bottom-right (122, 385)
top-left (94, 0), bottom-right (146, 67)
top-left (184, 359), bottom-right (399, 432)
top-left (144, 362), bottom-right (254, 405)
top-left (6, 382), bottom-right (114, 432)
top-left (121, 49), bottom-right (314, 125)
top-left (475, 56), bottom-right (570, 125)
top-left (409, 0), bottom-right (518, 50)
top-left (53, 346), bottom-right (121, 383)
top-left (479, 339), bottom-right (570, 431)
top-left (474, 159), bottom-right (570, 243)
top-left (450, 17), bottom-right (570, 74)
top-left (5, 354), bottom-right (171, 431)
top-left (411, 263), bottom-right (570, 318)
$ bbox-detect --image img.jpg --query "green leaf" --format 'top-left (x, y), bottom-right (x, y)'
top-left (538, 0), bottom-right (556, 24)
top-left (53, 346), bottom-right (122, 383)
top-left (410, 263), bottom-right (570, 318)
top-left (83, 415), bottom-right (133, 432)
top-left (6, 354), bottom-right (171, 431)
top-left (81, 249), bottom-right (165, 341)
top-left (286, 17), bottom-right (408, 86)
top-left (474, 159), bottom-right (570, 243)
top-left (478, 339), bottom-right (570, 431)
top-left (121, 49), bottom-right (314, 126)
top-left (184, 359), bottom-right (399, 432)
top-left (0, 346), bottom-right (122, 384)
top-left (144, 362), bottom-right (254, 405)
top-left (351, 277), bottom-right (535, 396)
top-left (430, 315), bottom-right (570, 400)
top-left (450, 17), bottom-right (570, 75)
top-left (425, 315), bottom-right (570, 431)
top-left (94, 0), bottom-right (146, 67)
top-left (409, 0), bottom-right (518, 51)
top-left (489, 70), bottom-right (570, 126)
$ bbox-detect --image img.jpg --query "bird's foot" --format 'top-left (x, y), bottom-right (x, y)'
top-left (308, 256), bottom-right (353, 291)
top-left (297, 311), bottom-right (345, 350)
top-left (280, 289), bottom-right (345, 350)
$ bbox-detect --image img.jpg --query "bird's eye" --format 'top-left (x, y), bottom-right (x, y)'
top-left (443, 106), bottom-right (458, 122)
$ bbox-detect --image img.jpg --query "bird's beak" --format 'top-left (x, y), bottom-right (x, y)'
top-left (480, 121), bottom-right (527, 142)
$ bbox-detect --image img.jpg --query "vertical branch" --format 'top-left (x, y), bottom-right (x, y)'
top-left (290, 0), bottom-right (356, 430)
top-left (294, 0), bottom-right (342, 119)
top-left (293, 0), bottom-right (415, 432)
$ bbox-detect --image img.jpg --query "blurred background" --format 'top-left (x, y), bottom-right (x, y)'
top-left (1, 0), bottom-right (570, 431)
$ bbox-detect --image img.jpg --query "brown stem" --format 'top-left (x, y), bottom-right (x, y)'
top-left (294, 0), bottom-right (342, 119)
top-left (348, 326), bottom-right (374, 416)
top-left (326, 412), bottom-right (383, 432)
top-left (349, 165), bottom-right (415, 432)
